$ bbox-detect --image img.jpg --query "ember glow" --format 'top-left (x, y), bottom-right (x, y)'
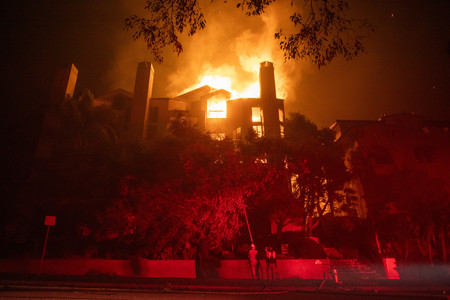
top-left (192, 72), bottom-right (260, 99)
top-left (178, 60), bottom-right (288, 119)
top-left (207, 95), bottom-right (227, 118)
top-left (182, 59), bottom-right (287, 101)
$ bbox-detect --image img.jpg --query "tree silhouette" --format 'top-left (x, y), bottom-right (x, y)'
top-left (349, 150), bottom-right (449, 263)
top-left (21, 90), bottom-right (125, 256)
top-left (125, 0), bottom-right (373, 67)
top-left (284, 113), bottom-right (351, 235)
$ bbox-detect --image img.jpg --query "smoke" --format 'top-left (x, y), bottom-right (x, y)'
top-left (104, 0), bottom-right (312, 102)
top-left (164, 0), bottom-right (310, 100)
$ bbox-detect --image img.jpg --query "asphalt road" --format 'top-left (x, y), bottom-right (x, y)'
top-left (0, 289), bottom-right (448, 300)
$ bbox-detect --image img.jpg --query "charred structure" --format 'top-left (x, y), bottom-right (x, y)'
top-left (91, 61), bottom-right (284, 140)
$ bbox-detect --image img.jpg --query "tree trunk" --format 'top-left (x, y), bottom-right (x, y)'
top-left (427, 224), bottom-right (433, 265)
top-left (276, 220), bottom-right (284, 242)
top-left (440, 224), bottom-right (447, 262)
top-left (404, 238), bottom-right (409, 262)
top-left (195, 241), bottom-right (208, 279)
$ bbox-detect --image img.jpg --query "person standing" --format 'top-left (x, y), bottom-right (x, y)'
top-left (248, 244), bottom-right (258, 279)
top-left (266, 247), bottom-right (277, 281)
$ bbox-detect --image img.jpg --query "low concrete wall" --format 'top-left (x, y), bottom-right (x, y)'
top-left (215, 259), bottom-right (330, 279)
top-left (0, 258), bottom-right (332, 279)
top-left (0, 259), bottom-right (196, 278)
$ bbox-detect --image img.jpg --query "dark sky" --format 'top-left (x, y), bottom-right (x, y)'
top-left (1, 0), bottom-right (449, 133)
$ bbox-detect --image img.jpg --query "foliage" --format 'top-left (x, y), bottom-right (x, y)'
top-left (274, 0), bottom-right (374, 67)
top-left (125, 0), bottom-right (373, 67)
top-left (16, 96), bottom-right (354, 261)
top-left (125, 0), bottom-right (206, 63)
top-left (97, 120), bottom-right (271, 264)
top-left (10, 90), bottom-right (126, 257)
top-left (30, 91), bottom-right (123, 209)
top-left (349, 152), bottom-right (450, 263)
top-left (283, 113), bottom-right (351, 235)
top-left (238, 113), bottom-right (352, 243)
top-left (59, 90), bottom-right (122, 147)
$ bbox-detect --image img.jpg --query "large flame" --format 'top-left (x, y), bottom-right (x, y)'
top-left (190, 65), bottom-right (261, 99)
top-left (181, 56), bottom-right (288, 100)
top-left (179, 60), bottom-right (287, 119)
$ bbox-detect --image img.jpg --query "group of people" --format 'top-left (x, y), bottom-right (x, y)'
top-left (248, 244), bottom-right (277, 280)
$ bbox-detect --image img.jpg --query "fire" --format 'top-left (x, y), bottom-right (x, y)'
top-left (197, 74), bottom-right (260, 99)
top-left (179, 61), bottom-right (286, 119)
top-left (185, 63), bottom-right (263, 100)
top-left (199, 75), bottom-right (232, 93)
top-left (207, 95), bottom-right (227, 118)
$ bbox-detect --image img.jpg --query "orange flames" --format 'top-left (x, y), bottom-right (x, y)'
top-left (178, 61), bottom-right (287, 119)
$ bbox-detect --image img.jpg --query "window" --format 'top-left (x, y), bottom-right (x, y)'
top-left (278, 108), bottom-right (284, 122)
top-left (207, 97), bottom-right (226, 118)
top-left (253, 125), bottom-right (263, 137)
top-left (252, 107), bottom-right (261, 122)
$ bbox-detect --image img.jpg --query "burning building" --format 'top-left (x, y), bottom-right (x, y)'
top-left (93, 61), bottom-right (285, 140)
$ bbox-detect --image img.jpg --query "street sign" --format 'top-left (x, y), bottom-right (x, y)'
top-left (44, 216), bottom-right (56, 226)
top-left (40, 215), bottom-right (56, 274)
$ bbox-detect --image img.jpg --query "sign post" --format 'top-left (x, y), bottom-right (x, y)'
top-left (39, 216), bottom-right (56, 275)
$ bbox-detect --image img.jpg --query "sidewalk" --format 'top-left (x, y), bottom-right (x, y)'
top-left (0, 273), bottom-right (449, 297)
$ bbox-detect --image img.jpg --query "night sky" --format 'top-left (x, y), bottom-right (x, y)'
top-left (1, 0), bottom-right (449, 140)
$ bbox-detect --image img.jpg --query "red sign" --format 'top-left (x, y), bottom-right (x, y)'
top-left (44, 216), bottom-right (56, 226)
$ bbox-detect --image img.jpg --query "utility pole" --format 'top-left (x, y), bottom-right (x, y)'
top-left (244, 209), bottom-right (254, 245)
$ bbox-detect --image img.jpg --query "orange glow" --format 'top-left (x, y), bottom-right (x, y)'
top-left (184, 60), bottom-right (285, 100)
top-left (199, 75), bottom-right (232, 92)
top-left (196, 73), bottom-right (260, 99)
top-left (252, 107), bottom-right (262, 122)
top-left (207, 96), bottom-right (226, 118)
top-left (179, 61), bottom-right (287, 119)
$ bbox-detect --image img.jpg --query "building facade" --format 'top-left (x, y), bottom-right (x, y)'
top-left (93, 61), bottom-right (285, 140)
top-left (331, 113), bottom-right (450, 218)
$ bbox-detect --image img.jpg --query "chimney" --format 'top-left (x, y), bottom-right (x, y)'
top-left (36, 64), bottom-right (78, 159)
top-left (49, 64), bottom-right (78, 105)
top-left (259, 61), bottom-right (276, 100)
top-left (129, 61), bottom-right (154, 139)
top-left (259, 61), bottom-right (281, 138)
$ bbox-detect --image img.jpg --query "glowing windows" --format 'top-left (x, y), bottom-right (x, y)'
top-left (253, 125), bottom-right (263, 137)
top-left (252, 107), bottom-right (262, 122)
top-left (278, 108), bottom-right (284, 122)
top-left (207, 96), bottom-right (226, 118)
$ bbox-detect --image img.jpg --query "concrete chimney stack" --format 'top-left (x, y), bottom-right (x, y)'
top-left (49, 64), bottom-right (78, 105)
top-left (259, 61), bottom-right (276, 100)
top-left (129, 61), bottom-right (154, 139)
top-left (259, 61), bottom-right (281, 138)
top-left (36, 64), bottom-right (78, 158)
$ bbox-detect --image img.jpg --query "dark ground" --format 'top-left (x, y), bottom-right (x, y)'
top-left (0, 273), bottom-right (449, 299)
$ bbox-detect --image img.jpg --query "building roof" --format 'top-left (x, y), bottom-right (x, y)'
top-left (172, 85), bottom-right (217, 102)
top-left (95, 88), bottom-right (133, 101)
top-left (331, 113), bottom-right (449, 141)
top-left (330, 120), bottom-right (377, 140)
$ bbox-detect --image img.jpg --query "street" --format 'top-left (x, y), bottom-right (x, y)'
top-left (0, 288), bottom-right (447, 300)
